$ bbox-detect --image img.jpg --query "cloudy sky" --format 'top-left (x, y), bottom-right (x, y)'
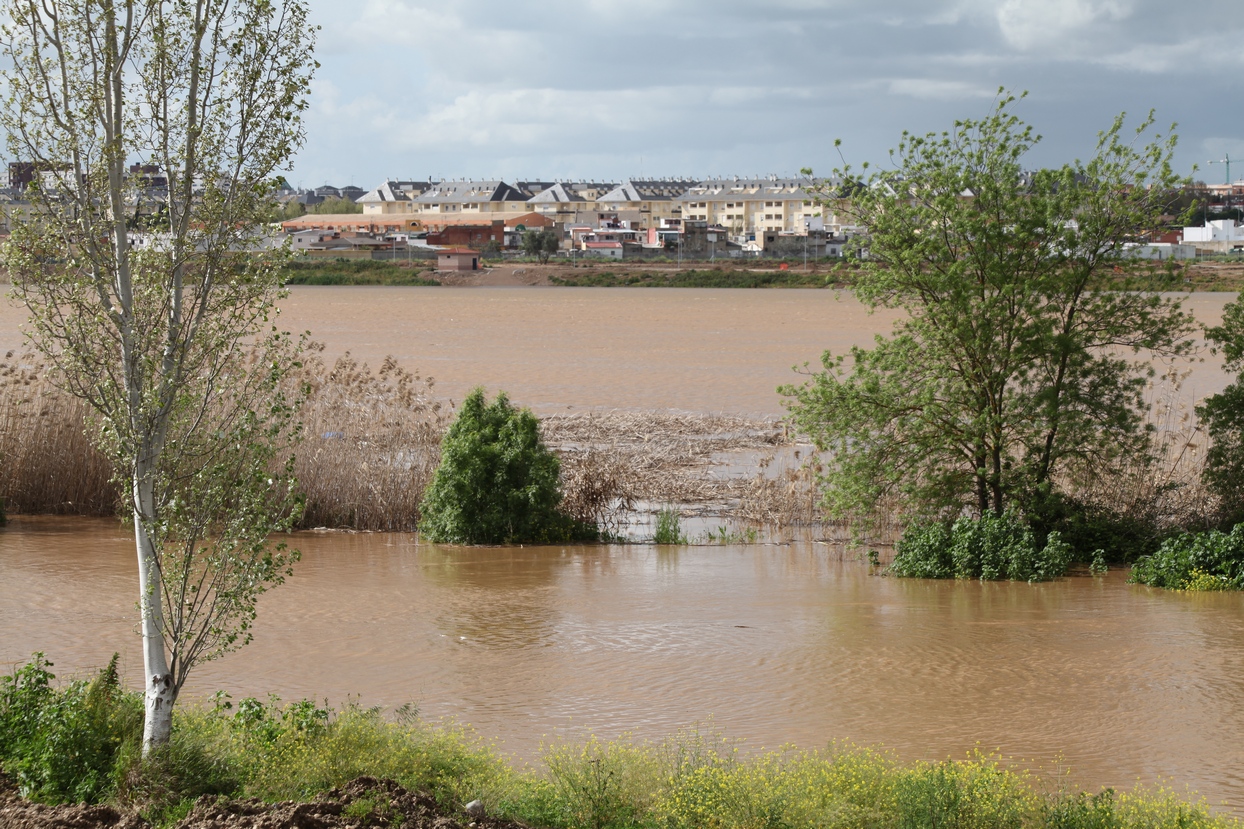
top-left (294, 0), bottom-right (1244, 190)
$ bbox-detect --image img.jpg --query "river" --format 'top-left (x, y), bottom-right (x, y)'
top-left (2, 287), bottom-right (1243, 813)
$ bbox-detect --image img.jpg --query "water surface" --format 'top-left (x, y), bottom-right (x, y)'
top-left (2, 517), bottom-right (1243, 814)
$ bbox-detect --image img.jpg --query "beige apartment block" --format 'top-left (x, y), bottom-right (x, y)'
top-left (357, 180), bottom-right (436, 215)
top-left (595, 180), bottom-right (695, 229)
top-left (676, 177), bottom-right (834, 237)
top-left (412, 180), bottom-right (535, 217)
top-left (527, 181), bottom-right (618, 224)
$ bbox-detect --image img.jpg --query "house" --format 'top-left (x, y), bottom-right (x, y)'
top-left (426, 222), bottom-right (504, 248)
top-left (582, 241), bottom-right (623, 259)
top-left (527, 181), bottom-right (617, 225)
top-left (1182, 219), bottom-right (1244, 253)
top-left (761, 229), bottom-right (849, 258)
top-left (437, 248), bottom-right (480, 271)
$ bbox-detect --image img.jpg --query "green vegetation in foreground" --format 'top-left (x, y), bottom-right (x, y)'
top-left (419, 388), bottom-right (597, 544)
top-left (281, 259), bottom-right (440, 286)
top-left (888, 509), bottom-right (1073, 582)
top-left (2, 656), bottom-right (1238, 829)
top-left (550, 267), bottom-right (837, 288)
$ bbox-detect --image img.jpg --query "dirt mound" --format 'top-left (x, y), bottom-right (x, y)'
top-left (0, 775), bottom-right (522, 829)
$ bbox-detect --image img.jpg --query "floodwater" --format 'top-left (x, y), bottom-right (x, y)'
top-left (4, 287), bottom-right (1234, 416)
top-left (3, 287), bottom-right (1244, 812)
top-left (3, 517), bottom-right (1244, 814)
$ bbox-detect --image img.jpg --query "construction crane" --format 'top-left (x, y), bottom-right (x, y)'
top-left (1208, 153), bottom-right (1237, 185)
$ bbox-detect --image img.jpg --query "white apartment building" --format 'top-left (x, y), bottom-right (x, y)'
top-left (675, 177), bottom-right (835, 238)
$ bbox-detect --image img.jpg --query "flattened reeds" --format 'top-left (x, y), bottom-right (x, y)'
top-left (543, 410), bottom-right (785, 518)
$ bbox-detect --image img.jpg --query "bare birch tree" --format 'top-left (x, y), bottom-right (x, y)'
top-left (0, 0), bottom-right (316, 752)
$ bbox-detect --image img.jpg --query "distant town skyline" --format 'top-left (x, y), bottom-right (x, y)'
top-left (292, 0), bottom-right (1243, 189)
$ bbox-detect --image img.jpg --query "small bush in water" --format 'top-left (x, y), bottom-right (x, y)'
top-left (889, 509), bottom-right (1072, 582)
top-left (419, 388), bottom-right (596, 544)
top-left (653, 506), bottom-right (686, 544)
top-left (1129, 524), bottom-right (1244, 591)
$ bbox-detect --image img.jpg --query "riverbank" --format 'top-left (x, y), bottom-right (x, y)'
top-left (3, 257), bottom-right (1242, 291)
top-left (2, 674), bottom-right (1239, 829)
top-left (270, 257), bottom-right (1244, 291)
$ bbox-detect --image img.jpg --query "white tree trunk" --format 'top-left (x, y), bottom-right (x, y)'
top-left (135, 467), bottom-right (173, 753)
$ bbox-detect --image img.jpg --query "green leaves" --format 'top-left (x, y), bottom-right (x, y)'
top-left (1198, 295), bottom-right (1244, 518)
top-left (418, 388), bottom-right (594, 545)
top-left (0, 654), bottom-right (143, 804)
top-left (890, 509), bottom-right (1072, 582)
top-left (1129, 524), bottom-right (1244, 591)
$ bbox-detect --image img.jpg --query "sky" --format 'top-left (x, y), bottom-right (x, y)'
top-left (293, 0), bottom-right (1244, 190)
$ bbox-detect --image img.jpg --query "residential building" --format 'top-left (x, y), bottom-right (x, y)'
top-left (676, 176), bottom-right (834, 240)
top-left (437, 248), bottom-right (480, 271)
top-left (1183, 219), bottom-right (1244, 253)
top-left (527, 181), bottom-right (617, 225)
top-left (413, 179), bottom-right (531, 216)
top-left (357, 180), bottom-right (436, 215)
top-left (595, 179), bottom-right (694, 229)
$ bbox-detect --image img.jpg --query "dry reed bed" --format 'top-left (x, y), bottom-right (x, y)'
top-left (1058, 366), bottom-right (1219, 533)
top-left (0, 353), bottom-right (117, 515)
top-left (543, 410), bottom-right (789, 524)
top-left (0, 353), bottom-right (1215, 541)
top-left (290, 349), bottom-right (450, 531)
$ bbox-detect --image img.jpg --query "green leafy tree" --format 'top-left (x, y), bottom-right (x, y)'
top-left (783, 93), bottom-right (1194, 534)
top-left (419, 389), bottom-right (593, 544)
top-left (310, 196), bottom-right (363, 215)
top-left (1199, 297), bottom-right (1244, 520)
top-left (522, 228), bottom-right (560, 264)
top-left (0, 0), bottom-right (316, 753)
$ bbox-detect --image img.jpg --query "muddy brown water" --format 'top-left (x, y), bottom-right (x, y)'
top-left (3, 517), bottom-right (1244, 814)
top-left (2, 288), bottom-right (1244, 813)
top-left (5, 287), bottom-right (1234, 416)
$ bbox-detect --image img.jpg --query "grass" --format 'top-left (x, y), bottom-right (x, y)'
top-left (2, 657), bottom-right (1239, 829)
top-left (281, 259), bottom-right (441, 286)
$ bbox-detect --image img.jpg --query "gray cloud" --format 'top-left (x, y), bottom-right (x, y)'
top-left (290, 0), bottom-right (1244, 187)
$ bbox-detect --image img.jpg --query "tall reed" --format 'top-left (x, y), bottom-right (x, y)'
top-left (0, 352), bottom-right (117, 515)
top-left (291, 348), bottom-right (451, 531)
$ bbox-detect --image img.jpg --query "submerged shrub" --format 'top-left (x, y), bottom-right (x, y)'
top-left (890, 509), bottom-right (1072, 582)
top-left (419, 388), bottom-right (596, 544)
top-left (1129, 524), bottom-right (1244, 591)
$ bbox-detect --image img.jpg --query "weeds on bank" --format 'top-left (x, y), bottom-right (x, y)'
top-left (549, 268), bottom-right (832, 289)
top-left (281, 259), bottom-right (440, 286)
top-left (2, 655), bottom-right (1239, 829)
